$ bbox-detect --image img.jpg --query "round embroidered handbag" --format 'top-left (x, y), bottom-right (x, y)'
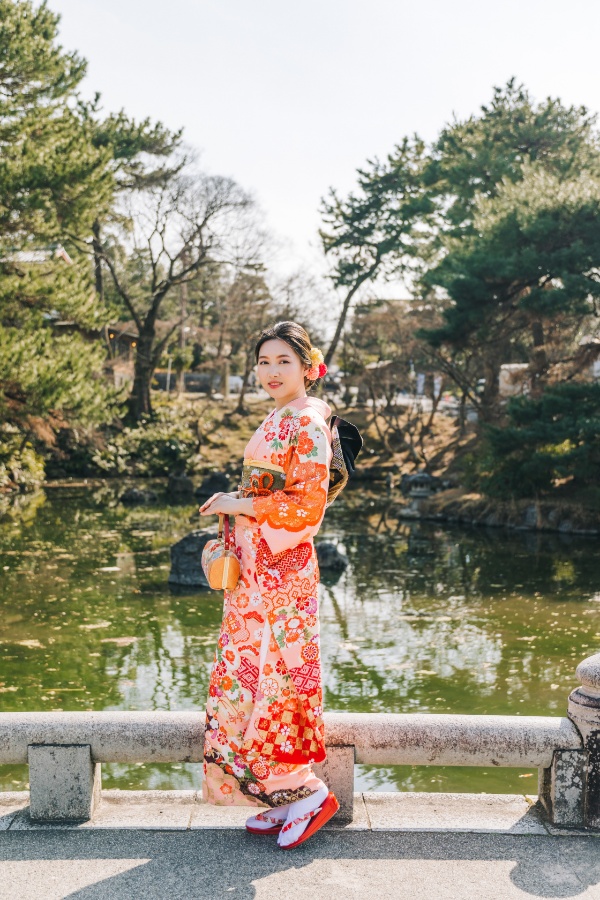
top-left (201, 514), bottom-right (241, 591)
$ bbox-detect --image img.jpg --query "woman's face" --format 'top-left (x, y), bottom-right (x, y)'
top-left (256, 338), bottom-right (309, 406)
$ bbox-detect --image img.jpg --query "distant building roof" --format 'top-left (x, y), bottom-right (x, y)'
top-left (1, 244), bottom-right (73, 265)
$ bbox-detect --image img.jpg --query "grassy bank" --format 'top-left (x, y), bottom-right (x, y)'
top-left (9, 392), bottom-right (600, 537)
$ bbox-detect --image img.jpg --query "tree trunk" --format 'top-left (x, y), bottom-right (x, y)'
top-left (458, 390), bottom-right (468, 436)
top-left (127, 331), bottom-right (155, 422)
top-left (530, 320), bottom-right (548, 397)
top-left (92, 220), bottom-right (104, 302)
top-left (480, 354), bottom-right (503, 423)
top-left (367, 383), bottom-right (394, 456)
top-left (234, 353), bottom-right (253, 415)
top-left (424, 376), bottom-right (444, 431)
top-left (325, 260), bottom-right (381, 368)
top-left (178, 277), bottom-right (188, 395)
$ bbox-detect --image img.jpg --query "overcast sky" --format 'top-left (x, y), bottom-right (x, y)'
top-left (49, 0), bottom-right (600, 283)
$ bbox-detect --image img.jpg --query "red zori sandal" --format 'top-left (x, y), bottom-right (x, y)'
top-left (245, 812), bottom-right (286, 835)
top-left (279, 792), bottom-right (340, 850)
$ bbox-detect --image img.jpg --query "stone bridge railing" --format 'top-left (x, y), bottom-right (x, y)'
top-left (0, 652), bottom-right (598, 829)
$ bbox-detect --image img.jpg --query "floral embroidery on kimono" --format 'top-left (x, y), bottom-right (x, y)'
top-left (203, 395), bottom-right (332, 807)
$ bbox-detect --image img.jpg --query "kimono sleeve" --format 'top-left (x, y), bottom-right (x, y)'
top-left (251, 415), bottom-right (331, 555)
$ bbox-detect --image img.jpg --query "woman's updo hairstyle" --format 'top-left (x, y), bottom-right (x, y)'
top-left (255, 321), bottom-right (322, 388)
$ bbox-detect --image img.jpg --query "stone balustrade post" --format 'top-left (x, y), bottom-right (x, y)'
top-left (566, 651), bottom-right (600, 829)
top-left (28, 744), bottom-right (101, 822)
top-left (314, 745), bottom-right (355, 824)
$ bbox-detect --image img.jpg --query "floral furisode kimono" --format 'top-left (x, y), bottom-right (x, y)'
top-left (203, 395), bottom-right (333, 808)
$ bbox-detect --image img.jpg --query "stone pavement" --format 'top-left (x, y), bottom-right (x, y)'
top-left (0, 792), bottom-right (599, 899)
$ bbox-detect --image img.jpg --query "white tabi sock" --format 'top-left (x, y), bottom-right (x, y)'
top-left (277, 785), bottom-right (329, 847)
top-left (246, 802), bottom-right (291, 831)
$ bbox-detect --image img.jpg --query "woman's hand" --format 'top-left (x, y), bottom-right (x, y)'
top-left (199, 491), bottom-right (254, 518)
top-left (199, 490), bottom-right (239, 513)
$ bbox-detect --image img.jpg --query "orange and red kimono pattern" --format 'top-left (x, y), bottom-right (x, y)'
top-left (203, 395), bottom-right (333, 807)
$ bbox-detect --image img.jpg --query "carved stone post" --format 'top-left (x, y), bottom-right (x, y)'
top-left (28, 744), bottom-right (101, 822)
top-left (567, 651), bottom-right (600, 828)
top-left (538, 748), bottom-right (587, 826)
top-left (314, 745), bottom-right (355, 825)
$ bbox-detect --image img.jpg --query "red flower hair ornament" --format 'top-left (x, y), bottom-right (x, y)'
top-left (306, 347), bottom-right (328, 381)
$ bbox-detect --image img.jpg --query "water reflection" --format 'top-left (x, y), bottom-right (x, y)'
top-left (0, 483), bottom-right (597, 794)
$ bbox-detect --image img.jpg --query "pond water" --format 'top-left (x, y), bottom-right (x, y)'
top-left (0, 481), bottom-right (598, 795)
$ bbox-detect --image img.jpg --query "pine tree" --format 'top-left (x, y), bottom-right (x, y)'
top-left (0, 1), bottom-right (115, 486)
top-left (319, 136), bottom-right (432, 366)
top-left (480, 382), bottom-right (600, 498)
top-left (419, 165), bottom-right (600, 420)
top-left (0, 1), bottom-right (185, 484)
top-left (424, 78), bottom-right (600, 236)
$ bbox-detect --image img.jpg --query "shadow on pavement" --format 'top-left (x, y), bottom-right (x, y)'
top-left (0, 829), bottom-right (599, 899)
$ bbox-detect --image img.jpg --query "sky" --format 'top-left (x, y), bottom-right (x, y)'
top-left (48, 0), bottom-right (600, 289)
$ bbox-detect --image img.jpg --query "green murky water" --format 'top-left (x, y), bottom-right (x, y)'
top-left (0, 481), bottom-right (598, 794)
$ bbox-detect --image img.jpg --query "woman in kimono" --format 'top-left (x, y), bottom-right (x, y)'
top-left (199, 321), bottom-right (339, 849)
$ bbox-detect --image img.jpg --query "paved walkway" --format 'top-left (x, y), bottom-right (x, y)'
top-left (1, 792), bottom-right (599, 899)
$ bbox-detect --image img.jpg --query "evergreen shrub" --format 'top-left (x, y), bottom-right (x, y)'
top-left (479, 382), bottom-right (600, 498)
top-left (0, 428), bottom-right (45, 490)
top-left (90, 409), bottom-right (200, 477)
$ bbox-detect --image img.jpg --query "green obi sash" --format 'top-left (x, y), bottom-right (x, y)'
top-left (240, 458), bottom-right (287, 497)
